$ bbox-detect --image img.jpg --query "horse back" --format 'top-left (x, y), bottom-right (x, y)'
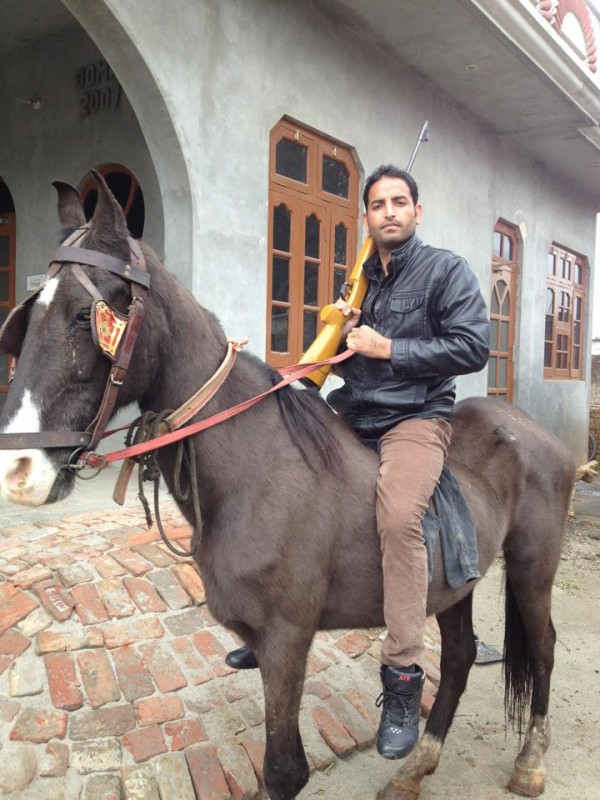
top-left (448, 397), bottom-right (575, 538)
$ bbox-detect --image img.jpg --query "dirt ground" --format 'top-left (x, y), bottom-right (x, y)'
top-left (298, 513), bottom-right (600, 800)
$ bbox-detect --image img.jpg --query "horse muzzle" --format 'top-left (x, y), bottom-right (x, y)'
top-left (0, 447), bottom-right (68, 506)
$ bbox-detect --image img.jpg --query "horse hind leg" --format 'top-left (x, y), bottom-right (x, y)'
top-left (503, 534), bottom-right (560, 798)
top-left (378, 592), bottom-right (476, 800)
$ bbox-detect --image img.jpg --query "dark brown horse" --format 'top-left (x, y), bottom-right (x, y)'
top-left (0, 176), bottom-right (575, 800)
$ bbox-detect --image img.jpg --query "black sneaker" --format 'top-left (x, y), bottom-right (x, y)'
top-left (376, 664), bottom-right (425, 759)
top-left (224, 646), bottom-right (259, 670)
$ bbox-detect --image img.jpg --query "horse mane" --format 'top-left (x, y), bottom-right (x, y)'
top-left (243, 353), bottom-right (344, 477)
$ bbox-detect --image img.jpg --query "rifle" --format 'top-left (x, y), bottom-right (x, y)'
top-left (299, 121), bottom-right (430, 388)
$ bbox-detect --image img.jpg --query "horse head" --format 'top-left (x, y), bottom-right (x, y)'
top-left (0, 173), bottom-right (149, 506)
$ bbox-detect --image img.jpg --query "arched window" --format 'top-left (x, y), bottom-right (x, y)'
top-left (79, 164), bottom-right (145, 238)
top-left (488, 220), bottom-right (519, 402)
top-left (544, 243), bottom-right (587, 379)
top-left (266, 119), bottom-right (360, 367)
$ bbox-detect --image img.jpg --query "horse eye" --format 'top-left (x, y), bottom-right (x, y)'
top-left (76, 310), bottom-right (92, 327)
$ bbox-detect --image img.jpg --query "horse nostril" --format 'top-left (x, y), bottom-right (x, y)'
top-left (5, 458), bottom-right (33, 492)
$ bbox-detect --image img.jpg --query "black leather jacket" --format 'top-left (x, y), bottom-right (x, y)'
top-left (327, 234), bottom-right (490, 441)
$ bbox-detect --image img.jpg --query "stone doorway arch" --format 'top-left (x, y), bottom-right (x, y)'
top-left (61, 0), bottom-right (194, 285)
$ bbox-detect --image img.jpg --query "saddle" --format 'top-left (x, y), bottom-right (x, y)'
top-left (423, 467), bottom-right (480, 588)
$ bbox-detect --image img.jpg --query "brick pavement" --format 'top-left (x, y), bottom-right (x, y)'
top-left (0, 497), bottom-right (441, 799)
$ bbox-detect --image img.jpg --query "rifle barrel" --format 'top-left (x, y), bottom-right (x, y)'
top-left (406, 120), bottom-right (429, 173)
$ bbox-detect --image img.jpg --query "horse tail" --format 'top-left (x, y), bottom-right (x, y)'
top-left (503, 575), bottom-right (533, 734)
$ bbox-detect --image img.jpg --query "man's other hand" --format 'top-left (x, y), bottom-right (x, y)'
top-left (346, 325), bottom-right (392, 360)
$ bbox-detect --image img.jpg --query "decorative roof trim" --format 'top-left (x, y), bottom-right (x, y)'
top-left (535, 0), bottom-right (597, 72)
top-left (470, 1), bottom-right (600, 124)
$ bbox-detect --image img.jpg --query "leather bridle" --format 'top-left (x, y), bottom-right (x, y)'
top-left (0, 225), bottom-right (149, 458)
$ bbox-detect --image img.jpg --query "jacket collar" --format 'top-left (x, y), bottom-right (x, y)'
top-left (364, 234), bottom-right (424, 281)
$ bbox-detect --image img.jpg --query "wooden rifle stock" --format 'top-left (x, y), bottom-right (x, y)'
top-left (299, 236), bottom-right (376, 388)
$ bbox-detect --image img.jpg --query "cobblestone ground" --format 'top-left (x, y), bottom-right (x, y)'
top-left (0, 498), bottom-right (441, 799)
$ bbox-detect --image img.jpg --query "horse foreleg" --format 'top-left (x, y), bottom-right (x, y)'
top-left (378, 593), bottom-right (476, 800)
top-left (258, 629), bottom-right (312, 800)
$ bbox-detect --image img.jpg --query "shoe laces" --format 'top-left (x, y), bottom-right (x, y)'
top-left (376, 688), bottom-right (413, 725)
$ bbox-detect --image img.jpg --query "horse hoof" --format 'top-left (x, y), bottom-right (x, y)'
top-left (508, 765), bottom-right (546, 797)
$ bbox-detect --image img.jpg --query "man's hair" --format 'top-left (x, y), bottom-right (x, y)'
top-left (363, 165), bottom-right (419, 209)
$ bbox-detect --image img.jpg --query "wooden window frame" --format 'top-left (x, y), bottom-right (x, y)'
top-left (0, 209), bottom-right (16, 396)
top-left (266, 120), bottom-right (359, 367)
top-left (544, 243), bottom-right (588, 380)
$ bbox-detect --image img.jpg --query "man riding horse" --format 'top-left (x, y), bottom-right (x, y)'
top-left (227, 164), bottom-right (490, 760)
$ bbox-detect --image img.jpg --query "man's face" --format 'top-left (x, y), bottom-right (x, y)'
top-left (363, 176), bottom-right (423, 256)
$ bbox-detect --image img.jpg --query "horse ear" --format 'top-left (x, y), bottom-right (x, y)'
top-left (52, 181), bottom-right (86, 228)
top-left (88, 169), bottom-right (129, 243)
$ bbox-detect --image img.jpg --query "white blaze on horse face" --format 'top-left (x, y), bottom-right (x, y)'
top-left (37, 276), bottom-right (60, 308)
top-left (0, 389), bottom-right (58, 506)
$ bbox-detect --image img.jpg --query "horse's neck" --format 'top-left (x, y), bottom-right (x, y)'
top-left (138, 260), bottom-right (266, 421)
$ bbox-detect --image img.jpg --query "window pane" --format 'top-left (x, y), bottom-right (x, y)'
top-left (498, 357), bottom-right (507, 388)
top-left (573, 321), bottom-right (581, 345)
top-left (500, 320), bottom-right (509, 351)
top-left (305, 214), bottom-right (320, 259)
top-left (272, 256), bottom-right (289, 302)
top-left (575, 296), bottom-right (582, 320)
top-left (0, 236), bottom-right (8, 268)
top-left (490, 318), bottom-right (498, 349)
top-left (0, 272), bottom-right (8, 302)
top-left (559, 292), bottom-right (570, 323)
top-left (546, 289), bottom-right (554, 315)
top-left (0, 308), bottom-right (7, 327)
top-left (545, 314), bottom-right (553, 341)
top-left (544, 341), bottom-right (553, 368)
top-left (322, 155), bottom-right (349, 198)
top-left (547, 252), bottom-right (555, 275)
top-left (564, 260), bottom-right (571, 280)
top-left (334, 223), bottom-right (347, 265)
top-left (573, 345), bottom-right (580, 370)
top-left (275, 138), bottom-right (308, 183)
top-left (304, 261), bottom-right (318, 306)
top-left (303, 310), bottom-right (318, 351)
top-left (333, 268), bottom-right (346, 301)
top-left (500, 286), bottom-right (510, 317)
top-left (575, 262), bottom-right (583, 285)
top-left (492, 231), bottom-right (502, 258)
top-left (501, 235), bottom-right (513, 261)
top-left (490, 288), bottom-right (500, 314)
top-left (273, 204), bottom-right (291, 252)
top-left (271, 308), bottom-right (289, 352)
top-left (487, 357), bottom-right (497, 388)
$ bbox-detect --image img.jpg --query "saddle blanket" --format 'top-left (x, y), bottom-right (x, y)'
top-left (423, 466), bottom-right (480, 588)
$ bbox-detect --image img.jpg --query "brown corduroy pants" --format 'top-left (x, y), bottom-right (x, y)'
top-left (377, 417), bottom-right (452, 669)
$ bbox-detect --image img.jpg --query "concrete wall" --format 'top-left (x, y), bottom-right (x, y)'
top-left (2, 0), bottom-right (597, 460)
top-left (0, 25), bottom-right (163, 302)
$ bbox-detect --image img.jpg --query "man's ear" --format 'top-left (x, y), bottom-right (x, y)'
top-left (415, 203), bottom-right (423, 225)
top-left (362, 211), bottom-right (369, 233)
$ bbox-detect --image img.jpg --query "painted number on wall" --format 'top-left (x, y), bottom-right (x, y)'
top-left (76, 60), bottom-right (122, 118)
